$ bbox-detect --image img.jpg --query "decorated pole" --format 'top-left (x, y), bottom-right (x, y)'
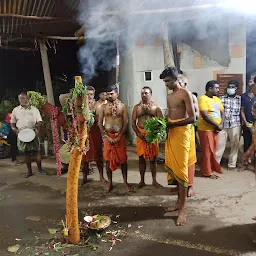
top-left (65, 76), bottom-right (89, 244)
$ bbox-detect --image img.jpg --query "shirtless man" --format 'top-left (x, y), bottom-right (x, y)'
top-left (132, 86), bottom-right (163, 188)
top-left (160, 67), bottom-right (196, 226)
top-left (178, 73), bottom-right (198, 197)
top-left (95, 90), bottom-right (107, 145)
top-left (98, 85), bottom-right (130, 192)
top-left (95, 91), bottom-right (107, 110)
top-left (81, 86), bottom-right (107, 185)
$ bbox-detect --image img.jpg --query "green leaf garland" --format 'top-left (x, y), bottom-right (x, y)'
top-left (144, 117), bottom-right (167, 144)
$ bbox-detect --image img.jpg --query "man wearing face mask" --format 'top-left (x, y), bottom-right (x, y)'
top-left (216, 80), bottom-right (241, 170)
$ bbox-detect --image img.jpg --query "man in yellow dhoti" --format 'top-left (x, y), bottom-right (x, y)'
top-left (169, 73), bottom-right (198, 197)
top-left (160, 67), bottom-right (196, 226)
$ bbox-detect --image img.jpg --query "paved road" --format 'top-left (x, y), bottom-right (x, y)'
top-left (0, 151), bottom-right (256, 255)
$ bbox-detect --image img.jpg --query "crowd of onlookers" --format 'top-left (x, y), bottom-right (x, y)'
top-left (196, 75), bottom-right (256, 178)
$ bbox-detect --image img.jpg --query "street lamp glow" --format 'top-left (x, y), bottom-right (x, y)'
top-left (220, 0), bottom-right (256, 15)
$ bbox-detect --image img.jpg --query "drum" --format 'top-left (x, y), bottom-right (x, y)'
top-left (18, 128), bottom-right (36, 143)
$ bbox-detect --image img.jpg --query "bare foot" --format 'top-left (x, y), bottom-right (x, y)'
top-left (100, 177), bottom-right (108, 185)
top-left (152, 181), bottom-right (163, 188)
top-left (137, 181), bottom-right (146, 189)
top-left (107, 183), bottom-right (113, 193)
top-left (209, 174), bottom-right (219, 179)
top-left (170, 186), bottom-right (178, 192)
top-left (228, 167), bottom-right (238, 171)
top-left (252, 216), bottom-right (256, 221)
top-left (81, 180), bottom-right (88, 186)
top-left (238, 166), bottom-right (248, 172)
top-left (165, 203), bottom-right (179, 212)
top-left (176, 211), bottom-right (186, 226)
top-left (187, 186), bottom-right (195, 197)
top-left (12, 160), bottom-right (21, 166)
top-left (124, 183), bottom-right (131, 192)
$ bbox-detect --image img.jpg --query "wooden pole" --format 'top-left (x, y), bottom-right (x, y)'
top-left (162, 22), bottom-right (174, 68)
top-left (116, 35), bottom-right (120, 84)
top-left (0, 13), bottom-right (73, 21)
top-left (162, 23), bottom-right (174, 96)
top-left (45, 36), bottom-right (85, 41)
top-left (39, 40), bottom-right (55, 105)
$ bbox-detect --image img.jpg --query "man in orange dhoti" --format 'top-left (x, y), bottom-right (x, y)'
top-left (98, 85), bottom-right (130, 192)
top-left (132, 86), bottom-right (163, 188)
top-left (198, 81), bottom-right (224, 179)
top-left (81, 86), bottom-right (107, 185)
top-left (160, 67), bottom-right (196, 226)
top-left (104, 133), bottom-right (127, 172)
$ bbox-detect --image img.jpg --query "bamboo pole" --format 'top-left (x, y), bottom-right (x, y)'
top-left (39, 40), bottom-right (55, 105)
top-left (45, 36), bottom-right (85, 41)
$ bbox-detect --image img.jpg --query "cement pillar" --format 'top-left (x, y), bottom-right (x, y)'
top-left (39, 40), bottom-right (55, 105)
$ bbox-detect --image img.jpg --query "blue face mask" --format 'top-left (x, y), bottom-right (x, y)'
top-left (227, 88), bottom-right (236, 96)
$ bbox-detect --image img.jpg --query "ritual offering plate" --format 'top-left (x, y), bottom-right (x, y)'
top-left (84, 215), bottom-right (111, 230)
top-left (18, 128), bottom-right (35, 143)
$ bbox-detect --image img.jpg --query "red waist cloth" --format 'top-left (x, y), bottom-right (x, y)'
top-left (83, 123), bottom-right (103, 162)
top-left (104, 133), bottom-right (127, 171)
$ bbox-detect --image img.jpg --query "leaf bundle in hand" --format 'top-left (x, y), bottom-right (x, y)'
top-left (144, 117), bottom-right (167, 144)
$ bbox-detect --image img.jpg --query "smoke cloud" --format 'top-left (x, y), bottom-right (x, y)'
top-left (77, 0), bottom-right (256, 82)
top-left (77, 0), bottom-right (169, 82)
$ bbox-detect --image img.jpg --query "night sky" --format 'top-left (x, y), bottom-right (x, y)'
top-left (0, 41), bottom-right (80, 99)
top-left (0, 40), bottom-right (114, 101)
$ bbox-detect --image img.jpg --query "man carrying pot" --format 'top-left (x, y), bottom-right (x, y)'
top-left (11, 92), bottom-right (46, 178)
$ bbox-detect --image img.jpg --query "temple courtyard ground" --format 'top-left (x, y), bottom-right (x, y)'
top-left (0, 146), bottom-right (256, 255)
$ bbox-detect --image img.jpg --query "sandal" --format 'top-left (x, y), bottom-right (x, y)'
top-left (25, 172), bottom-right (33, 178)
top-left (88, 167), bottom-right (94, 175)
top-left (39, 170), bottom-right (47, 175)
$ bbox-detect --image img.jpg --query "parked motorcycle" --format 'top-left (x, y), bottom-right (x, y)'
top-left (0, 122), bottom-right (11, 159)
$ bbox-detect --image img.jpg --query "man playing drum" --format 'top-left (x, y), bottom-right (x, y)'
top-left (11, 92), bottom-right (45, 178)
